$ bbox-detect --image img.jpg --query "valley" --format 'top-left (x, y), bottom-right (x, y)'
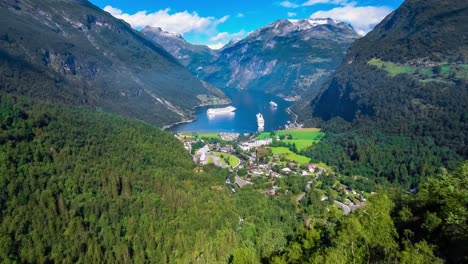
top-left (0, 0), bottom-right (466, 263)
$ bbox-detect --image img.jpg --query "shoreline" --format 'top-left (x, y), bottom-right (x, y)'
top-left (163, 101), bottom-right (232, 131)
top-left (162, 117), bottom-right (196, 130)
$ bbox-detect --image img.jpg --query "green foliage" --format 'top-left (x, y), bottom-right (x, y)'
top-left (0, 95), bottom-right (237, 262)
top-left (0, 95), bottom-right (305, 263)
top-left (269, 163), bottom-right (467, 264)
top-left (271, 147), bottom-right (310, 164)
top-left (393, 162), bottom-right (468, 263)
top-left (368, 58), bottom-right (415, 76)
top-left (399, 240), bottom-right (443, 264)
top-left (368, 58), bottom-right (468, 82)
top-left (257, 129), bottom-right (324, 151)
top-left (307, 0), bottom-right (468, 159)
top-left (212, 152), bottom-right (240, 168)
top-left (302, 130), bottom-right (460, 188)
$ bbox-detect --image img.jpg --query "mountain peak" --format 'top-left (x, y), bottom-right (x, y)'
top-left (289, 18), bottom-right (335, 26)
top-left (248, 17), bottom-right (357, 40)
top-left (141, 26), bottom-right (183, 39)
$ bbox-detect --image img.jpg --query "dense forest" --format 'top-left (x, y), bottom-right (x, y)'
top-left (0, 95), bottom-right (466, 263)
top-left (300, 121), bottom-right (461, 189)
top-left (269, 163), bottom-right (467, 264)
top-left (0, 95), bottom-right (307, 263)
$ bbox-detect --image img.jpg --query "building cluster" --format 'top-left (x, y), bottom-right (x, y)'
top-left (239, 138), bottom-right (273, 151)
top-left (219, 132), bottom-right (239, 141)
top-left (196, 145), bottom-right (210, 164)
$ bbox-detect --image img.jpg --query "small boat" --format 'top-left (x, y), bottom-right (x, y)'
top-left (269, 101), bottom-right (278, 107)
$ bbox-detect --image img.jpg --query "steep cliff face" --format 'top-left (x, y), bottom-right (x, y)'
top-left (309, 0), bottom-right (468, 156)
top-left (143, 18), bottom-right (359, 99)
top-left (0, 0), bottom-right (227, 126)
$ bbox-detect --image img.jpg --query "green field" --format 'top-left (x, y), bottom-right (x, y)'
top-left (271, 147), bottom-right (311, 164)
top-left (212, 152), bottom-right (241, 168)
top-left (368, 58), bottom-right (468, 82)
top-left (257, 128), bottom-right (325, 151)
top-left (178, 132), bottom-right (221, 140)
top-left (368, 58), bottom-right (415, 77)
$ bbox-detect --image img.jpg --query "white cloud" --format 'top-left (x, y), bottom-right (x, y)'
top-left (207, 43), bottom-right (225, 50)
top-left (302, 0), bottom-right (348, 6)
top-left (310, 4), bottom-right (393, 35)
top-left (287, 12), bottom-right (297, 17)
top-left (280, 1), bottom-right (299, 8)
top-left (209, 30), bottom-right (247, 42)
top-left (103, 6), bottom-right (228, 35)
top-left (237, 13), bottom-right (245, 18)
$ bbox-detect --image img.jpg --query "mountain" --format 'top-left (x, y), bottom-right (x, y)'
top-left (308, 0), bottom-right (468, 156)
top-left (141, 26), bottom-right (216, 68)
top-left (0, 0), bottom-right (227, 126)
top-left (143, 18), bottom-right (360, 99)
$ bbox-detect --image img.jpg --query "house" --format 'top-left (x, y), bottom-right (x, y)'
top-left (199, 153), bottom-right (207, 164)
top-left (308, 164), bottom-right (327, 176)
top-left (262, 189), bottom-right (276, 196)
top-left (308, 164), bottom-right (318, 172)
top-left (281, 168), bottom-right (292, 174)
top-left (235, 176), bottom-right (249, 188)
top-left (196, 145), bottom-right (210, 164)
top-left (251, 169), bottom-right (263, 175)
top-left (271, 172), bottom-right (282, 178)
top-left (220, 147), bottom-right (230, 153)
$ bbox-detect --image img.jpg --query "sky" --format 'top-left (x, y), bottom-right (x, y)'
top-left (90, 0), bottom-right (404, 49)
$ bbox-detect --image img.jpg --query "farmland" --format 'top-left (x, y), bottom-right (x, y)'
top-left (271, 147), bottom-right (311, 164)
top-left (257, 128), bottom-right (325, 151)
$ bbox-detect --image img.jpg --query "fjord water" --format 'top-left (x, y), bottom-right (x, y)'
top-left (172, 89), bottom-right (292, 133)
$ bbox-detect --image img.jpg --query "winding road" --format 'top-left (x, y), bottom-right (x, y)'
top-left (334, 201), bottom-right (351, 215)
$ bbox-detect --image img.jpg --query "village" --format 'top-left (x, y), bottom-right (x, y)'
top-left (175, 129), bottom-right (367, 215)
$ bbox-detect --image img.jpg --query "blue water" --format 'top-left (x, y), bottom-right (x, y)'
top-left (172, 89), bottom-right (292, 133)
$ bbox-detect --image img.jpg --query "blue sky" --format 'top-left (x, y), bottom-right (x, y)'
top-left (90, 0), bottom-right (404, 49)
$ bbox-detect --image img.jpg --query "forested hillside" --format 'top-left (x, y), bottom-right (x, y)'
top-left (301, 121), bottom-right (461, 189)
top-left (268, 163), bottom-right (467, 263)
top-left (0, 0), bottom-right (227, 126)
top-left (303, 0), bottom-right (468, 157)
top-left (0, 94), bottom-right (466, 263)
top-left (0, 95), bottom-right (304, 263)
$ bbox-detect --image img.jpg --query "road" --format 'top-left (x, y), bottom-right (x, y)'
top-left (334, 201), bottom-right (351, 215)
top-left (207, 154), bottom-right (229, 168)
top-left (286, 107), bottom-right (299, 126)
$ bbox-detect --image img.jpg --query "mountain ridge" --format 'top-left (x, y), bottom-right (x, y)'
top-left (0, 0), bottom-right (228, 126)
top-left (142, 17), bottom-right (360, 99)
top-left (308, 0), bottom-right (468, 156)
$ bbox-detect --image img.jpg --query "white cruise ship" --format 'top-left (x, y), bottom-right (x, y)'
top-left (207, 106), bottom-right (236, 115)
top-left (257, 113), bottom-right (264, 128)
top-left (269, 101), bottom-right (278, 107)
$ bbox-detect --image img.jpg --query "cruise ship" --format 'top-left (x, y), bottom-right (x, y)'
top-left (269, 101), bottom-right (278, 107)
top-left (257, 113), bottom-right (265, 128)
top-left (207, 106), bottom-right (236, 115)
